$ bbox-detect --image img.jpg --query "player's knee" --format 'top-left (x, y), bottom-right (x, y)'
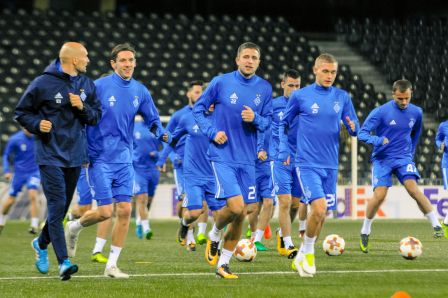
top-left (189, 209), bottom-right (202, 220)
top-left (229, 204), bottom-right (245, 216)
top-left (97, 207), bottom-right (113, 221)
top-left (116, 204), bottom-right (132, 219)
top-left (263, 199), bottom-right (274, 208)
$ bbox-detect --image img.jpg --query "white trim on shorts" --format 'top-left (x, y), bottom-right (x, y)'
top-left (295, 166), bottom-right (307, 199)
top-left (210, 161), bottom-right (221, 199)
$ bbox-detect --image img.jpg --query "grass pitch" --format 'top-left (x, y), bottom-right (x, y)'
top-left (0, 219), bottom-right (447, 297)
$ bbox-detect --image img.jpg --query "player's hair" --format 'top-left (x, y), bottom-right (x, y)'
top-left (282, 69), bottom-right (300, 81)
top-left (315, 53), bottom-right (337, 65)
top-left (392, 79), bottom-right (413, 93)
top-left (188, 80), bottom-right (204, 90)
top-left (110, 43), bottom-right (136, 61)
top-left (237, 42), bottom-right (261, 57)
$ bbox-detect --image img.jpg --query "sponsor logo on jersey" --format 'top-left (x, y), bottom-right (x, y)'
top-left (230, 92), bottom-right (238, 104)
top-left (108, 95), bottom-right (116, 107)
top-left (389, 120), bottom-right (396, 125)
top-left (54, 92), bottom-right (63, 104)
top-left (278, 111), bottom-right (284, 120)
top-left (192, 124), bottom-right (199, 133)
top-left (311, 103), bottom-right (319, 114)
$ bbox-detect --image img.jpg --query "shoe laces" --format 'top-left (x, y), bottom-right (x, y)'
top-left (210, 240), bottom-right (219, 255)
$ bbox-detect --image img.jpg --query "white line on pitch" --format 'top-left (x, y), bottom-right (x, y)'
top-left (1, 268), bottom-right (448, 281)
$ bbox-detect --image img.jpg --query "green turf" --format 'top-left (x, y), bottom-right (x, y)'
top-left (0, 219), bottom-right (447, 297)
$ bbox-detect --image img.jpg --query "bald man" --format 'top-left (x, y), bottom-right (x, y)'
top-left (15, 42), bottom-right (102, 281)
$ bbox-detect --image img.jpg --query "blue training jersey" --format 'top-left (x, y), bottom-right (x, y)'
top-left (358, 100), bottom-right (422, 162)
top-left (193, 70), bottom-right (272, 166)
top-left (270, 95), bottom-right (299, 161)
top-left (133, 120), bottom-right (162, 172)
top-left (156, 105), bottom-right (191, 168)
top-left (171, 109), bottom-right (213, 177)
top-left (2, 131), bottom-right (38, 174)
top-left (279, 83), bottom-right (359, 169)
top-left (87, 73), bottom-right (164, 164)
top-left (436, 121), bottom-right (448, 168)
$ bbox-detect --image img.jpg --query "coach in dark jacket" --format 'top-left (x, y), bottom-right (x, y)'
top-left (15, 42), bottom-right (102, 281)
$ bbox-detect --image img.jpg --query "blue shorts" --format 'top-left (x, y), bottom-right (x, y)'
top-left (256, 161), bottom-right (274, 202)
top-left (134, 168), bottom-right (160, 196)
top-left (173, 166), bottom-right (185, 201)
top-left (296, 167), bottom-right (337, 211)
top-left (77, 167), bottom-right (95, 206)
top-left (89, 163), bottom-right (134, 206)
top-left (183, 176), bottom-right (225, 211)
top-left (211, 161), bottom-right (256, 204)
top-left (9, 170), bottom-right (40, 197)
top-left (372, 158), bottom-right (420, 189)
top-left (443, 167), bottom-right (448, 190)
top-left (273, 160), bottom-right (303, 199)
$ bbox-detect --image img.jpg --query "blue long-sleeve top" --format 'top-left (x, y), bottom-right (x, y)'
top-left (2, 131), bottom-right (38, 173)
top-left (279, 83), bottom-right (358, 169)
top-left (257, 127), bottom-right (272, 164)
top-left (133, 120), bottom-right (162, 172)
top-left (156, 105), bottom-right (190, 168)
top-left (358, 100), bottom-right (422, 162)
top-left (269, 95), bottom-right (299, 161)
top-left (14, 59), bottom-right (102, 167)
top-left (87, 73), bottom-right (165, 164)
top-left (435, 121), bottom-right (448, 168)
top-left (193, 70), bottom-right (272, 165)
top-left (170, 109), bottom-right (213, 177)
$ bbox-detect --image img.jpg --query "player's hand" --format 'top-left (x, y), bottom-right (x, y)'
top-left (283, 155), bottom-right (290, 166)
top-left (440, 143), bottom-right (446, 152)
top-left (345, 116), bottom-right (356, 131)
top-left (4, 173), bottom-right (12, 181)
top-left (241, 105), bottom-right (255, 122)
top-left (258, 150), bottom-right (267, 161)
top-left (39, 120), bottom-right (52, 133)
top-left (383, 137), bottom-right (389, 145)
top-left (214, 131), bottom-right (228, 144)
top-left (69, 93), bottom-right (83, 110)
top-left (157, 164), bottom-right (166, 172)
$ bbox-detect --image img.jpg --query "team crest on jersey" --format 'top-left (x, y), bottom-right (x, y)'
top-left (20, 144), bottom-right (27, 151)
top-left (409, 118), bottom-right (415, 128)
top-left (254, 94), bottom-right (261, 106)
top-left (108, 96), bottom-right (116, 107)
top-left (54, 92), bottom-right (63, 104)
top-left (230, 92), bottom-right (238, 104)
top-left (80, 89), bottom-right (87, 101)
top-left (135, 131), bottom-right (141, 140)
top-left (278, 111), bottom-right (284, 120)
top-left (192, 124), bottom-right (199, 133)
top-left (133, 96), bottom-right (139, 107)
top-left (333, 101), bottom-right (340, 113)
top-left (311, 103), bottom-right (319, 114)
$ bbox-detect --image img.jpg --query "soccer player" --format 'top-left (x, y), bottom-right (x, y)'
top-left (133, 115), bottom-right (163, 240)
top-left (0, 129), bottom-right (40, 235)
top-left (68, 167), bottom-right (112, 263)
top-left (270, 69), bottom-right (305, 257)
top-left (172, 102), bottom-right (226, 252)
top-left (156, 81), bottom-right (205, 242)
top-left (15, 42), bottom-right (102, 280)
top-left (279, 54), bottom-right (359, 277)
top-left (436, 119), bottom-right (448, 237)
top-left (64, 43), bottom-right (168, 278)
top-left (193, 42), bottom-right (272, 279)
top-left (359, 79), bottom-right (444, 252)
